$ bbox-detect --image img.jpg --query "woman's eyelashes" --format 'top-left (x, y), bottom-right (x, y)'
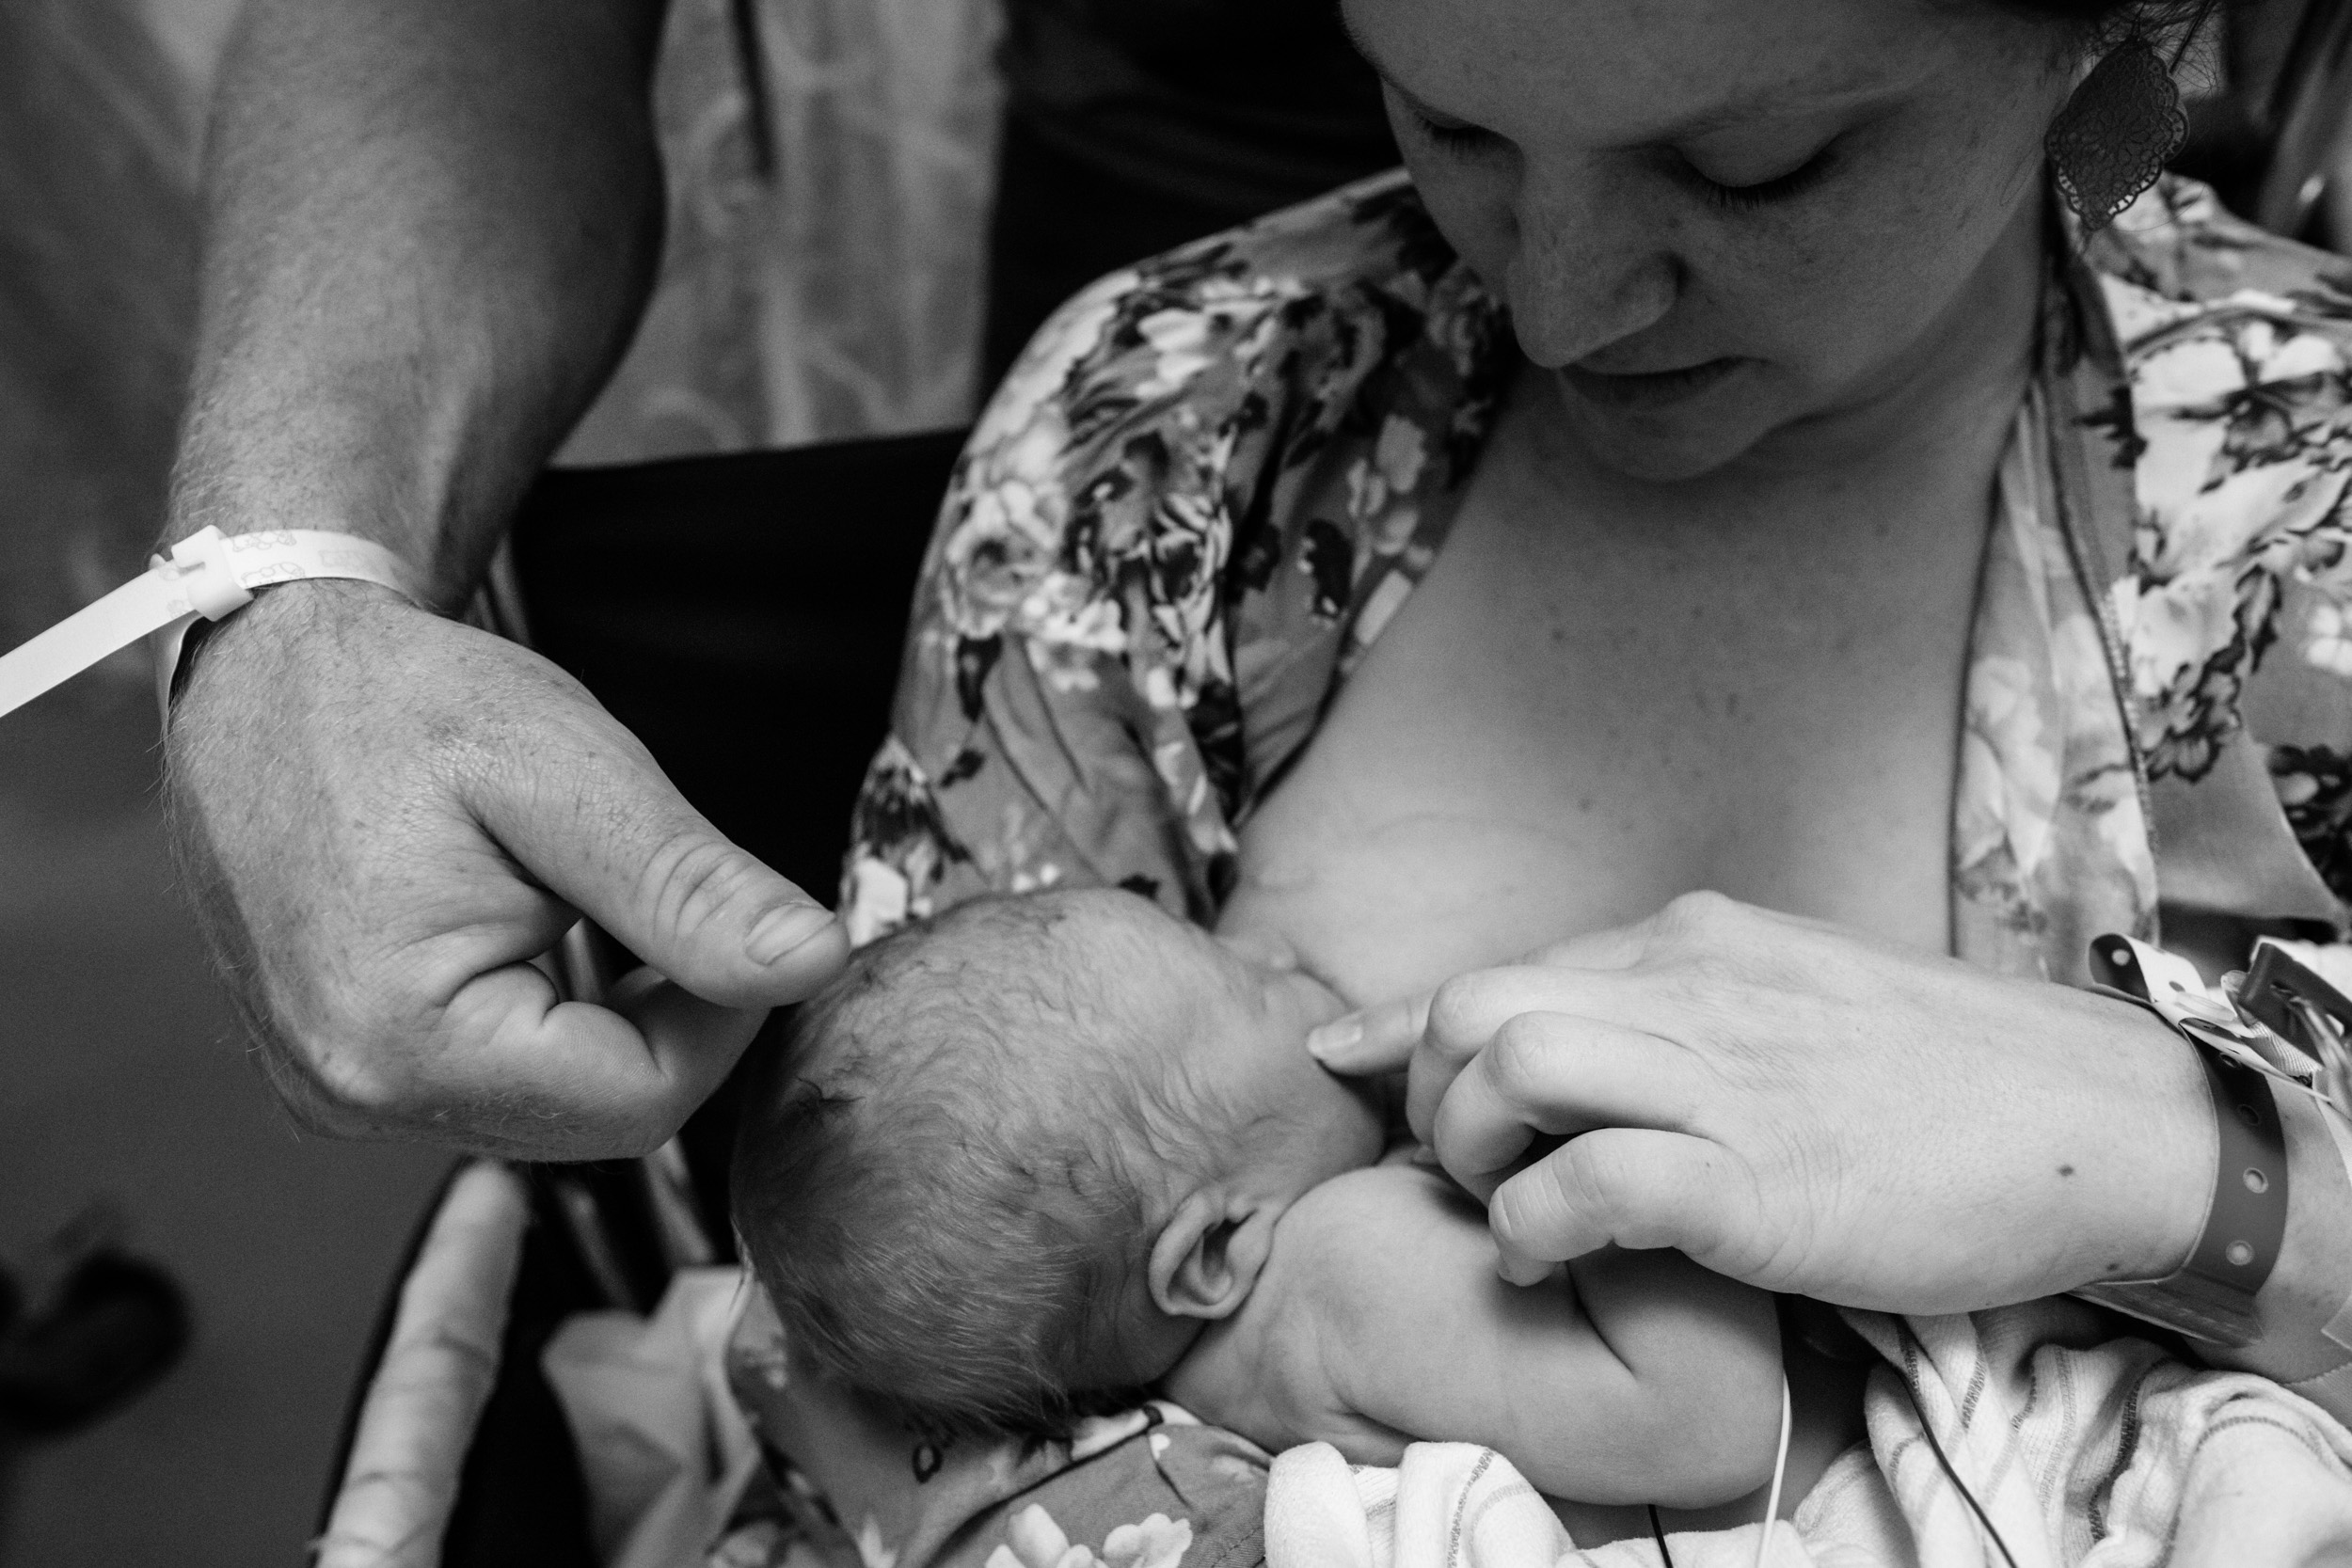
top-left (1408, 108), bottom-right (1840, 216)
top-left (1410, 109), bottom-right (1499, 155)
top-left (1688, 146), bottom-right (1838, 213)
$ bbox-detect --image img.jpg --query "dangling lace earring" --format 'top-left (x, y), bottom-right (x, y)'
top-left (2044, 34), bottom-right (2190, 231)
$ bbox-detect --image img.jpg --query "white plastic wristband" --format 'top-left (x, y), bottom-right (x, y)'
top-left (0, 527), bottom-right (422, 724)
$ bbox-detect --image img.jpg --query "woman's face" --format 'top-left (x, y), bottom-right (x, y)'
top-left (1342, 0), bottom-right (2076, 480)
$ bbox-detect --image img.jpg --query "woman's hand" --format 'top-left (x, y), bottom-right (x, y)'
top-left (1308, 892), bottom-right (2213, 1313)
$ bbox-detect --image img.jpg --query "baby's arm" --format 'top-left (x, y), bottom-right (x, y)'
top-left (1183, 1164), bottom-right (1784, 1507)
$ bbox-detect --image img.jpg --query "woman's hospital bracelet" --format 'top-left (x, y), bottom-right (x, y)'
top-left (0, 527), bottom-right (423, 726)
top-left (2073, 934), bottom-right (2289, 1348)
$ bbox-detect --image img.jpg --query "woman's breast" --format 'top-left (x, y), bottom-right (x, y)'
top-left (1222, 705), bottom-right (1720, 1005)
top-left (1218, 464), bottom-right (1977, 1006)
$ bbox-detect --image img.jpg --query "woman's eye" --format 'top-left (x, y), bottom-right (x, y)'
top-left (1410, 110), bottom-right (1499, 156)
top-left (1692, 148), bottom-right (1836, 213)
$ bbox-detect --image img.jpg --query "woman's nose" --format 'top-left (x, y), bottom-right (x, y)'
top-left (1502, 168), bottom-right (1680, 368)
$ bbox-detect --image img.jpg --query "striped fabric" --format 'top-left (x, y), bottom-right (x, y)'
top-left (1265, 1301), bottom-right (2352, 1568)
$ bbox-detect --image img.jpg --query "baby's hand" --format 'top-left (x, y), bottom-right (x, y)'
top-left (1176, 1165), bottom-right (1785, 1508)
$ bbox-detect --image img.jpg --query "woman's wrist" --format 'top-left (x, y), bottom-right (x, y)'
top-left (2064, 935), bottom-right (2352, 1365)
top-left (2058, 990), bottom-right (2215, 1291)
top-left (2218, 1086), bottom-right (2352, 1394)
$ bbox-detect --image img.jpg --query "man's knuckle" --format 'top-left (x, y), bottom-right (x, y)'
top-left (241, 1020), bottom-right (385, 1134)
top-left (274, 1076), bottom-right (373, 1139)
top-left (270, 1003), bottom-right (425, 1118)
top-left (308, 1047), bottom-right (403, 1117)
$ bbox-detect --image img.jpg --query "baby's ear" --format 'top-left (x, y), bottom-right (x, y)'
top-left (1149, 1189), bottom-right (1276, 1320)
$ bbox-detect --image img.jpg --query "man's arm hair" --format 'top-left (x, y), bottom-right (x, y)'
top-left (166, 0), bottom-right (673, 594)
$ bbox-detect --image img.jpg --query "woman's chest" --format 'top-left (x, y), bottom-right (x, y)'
top-left (1224, 435), bottom-right (1993, 1004)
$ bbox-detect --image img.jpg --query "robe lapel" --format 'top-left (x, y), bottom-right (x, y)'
top-left (1953, 238), bottom-right (2345, 989)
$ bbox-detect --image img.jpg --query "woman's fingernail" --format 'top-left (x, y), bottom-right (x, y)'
top-left (1307, 1018), bottom-right (1362, 1060)
top-left (745, 904), bottom-right (835, 965)
top-left (1495, 1249), bottom-right (1553, 1288)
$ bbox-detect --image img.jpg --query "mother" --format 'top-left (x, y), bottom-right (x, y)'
top-left (810, 0), bottom-right (2352, 1550)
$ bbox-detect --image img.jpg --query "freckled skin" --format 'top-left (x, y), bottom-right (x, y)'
top-left (1229, 0), bottom-right (2084, 1006)
top-left (1343, 0), bottom-right (2072, 483)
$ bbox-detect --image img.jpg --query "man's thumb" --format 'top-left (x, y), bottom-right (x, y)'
top-left (474, 722), bottom-right (851, 1009)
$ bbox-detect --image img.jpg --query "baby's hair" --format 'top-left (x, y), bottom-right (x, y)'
top-left (731, 891), bottom-right (1195, 1438)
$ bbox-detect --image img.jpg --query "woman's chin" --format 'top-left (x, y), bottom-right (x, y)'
top-left (1540, 365), bottom-right (1781, 484)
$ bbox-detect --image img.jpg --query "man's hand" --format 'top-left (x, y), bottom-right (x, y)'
top-left (167, 581), bottom-right (850, 1157)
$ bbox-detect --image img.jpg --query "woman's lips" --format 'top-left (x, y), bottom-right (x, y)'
top-left (1557, 356), bottom-right (1745, 411)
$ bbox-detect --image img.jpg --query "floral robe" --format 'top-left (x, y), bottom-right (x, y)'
top-left (730, 172), bottom-right (2352, 1568)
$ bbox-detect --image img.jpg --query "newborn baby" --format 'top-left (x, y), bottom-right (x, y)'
top-left (731, 888), bottom-right (1785, 1508)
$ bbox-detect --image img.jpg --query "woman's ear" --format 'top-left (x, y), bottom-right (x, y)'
top-left (1149, 1188), bottom-right (1277, 1320)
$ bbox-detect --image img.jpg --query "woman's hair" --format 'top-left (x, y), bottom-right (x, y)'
top-left (1994, 0), bottom-right (2218, 42)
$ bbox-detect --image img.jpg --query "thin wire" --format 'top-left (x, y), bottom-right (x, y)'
top-left (1647, 1504), bottom-right (1676, 1568)
top-left (1903, 1375), bottom-right (2022, 1568)
top-left (1749, 1374), bottom-right (1793, 1568)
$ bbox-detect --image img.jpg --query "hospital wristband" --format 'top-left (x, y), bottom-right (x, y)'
top-left (0, 527), bottom-right (424, 727)
top-left (2074, 935), bottom-right (2290, 1347)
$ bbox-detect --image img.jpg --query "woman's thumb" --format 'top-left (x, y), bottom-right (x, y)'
top-left (1308, 990), bottom-right (1430, 1074)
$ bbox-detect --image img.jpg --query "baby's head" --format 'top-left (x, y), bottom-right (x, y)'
top-left (730, 887), bottom-right (1383, 1438)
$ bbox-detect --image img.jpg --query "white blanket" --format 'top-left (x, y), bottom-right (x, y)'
top-left (1265, 1301), bottom-right (2352, 1568)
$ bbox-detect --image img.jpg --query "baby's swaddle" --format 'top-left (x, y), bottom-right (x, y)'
top-left (1266, 1299), bottom-right (2352, 1568)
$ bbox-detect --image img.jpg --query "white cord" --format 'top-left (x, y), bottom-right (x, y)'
top-left (1750, 1373), bottom-right (1792, 1568)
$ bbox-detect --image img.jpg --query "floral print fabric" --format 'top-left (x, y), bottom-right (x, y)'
top-left (842, 176), bottom-right (1509, 941)
top-left (725, 1281), bottom-right (1266, 1568)
top-left (2090, 184), bottom-right (2352, 917)
top-left (1949, 388), bottom-right (2163, 980)
top-left (847, 171), bottom-right (2352, 972)
top-left (739, 171), bottom-right (2352, 1568)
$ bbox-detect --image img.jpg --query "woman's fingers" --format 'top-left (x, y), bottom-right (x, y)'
top-left (1307, 990), bottom-right (1429, 1075)
top-left (1406, 964), bottom-right (1660, 1140)
top-left (1428, 1012), bottom-right (1701, 1196)
top-left (1308, 911), bottom-right (1669, 1078)
top-left (1343, 892), bottom-right (2228, 1315)
top-left (1519, 918), bottom-right (1660, 972)
top-left (1487, 1129), bottom-right (1756, 1284)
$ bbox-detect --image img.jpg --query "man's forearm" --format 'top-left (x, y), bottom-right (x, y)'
top-left (166, 0), bottom-right (671, 600)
